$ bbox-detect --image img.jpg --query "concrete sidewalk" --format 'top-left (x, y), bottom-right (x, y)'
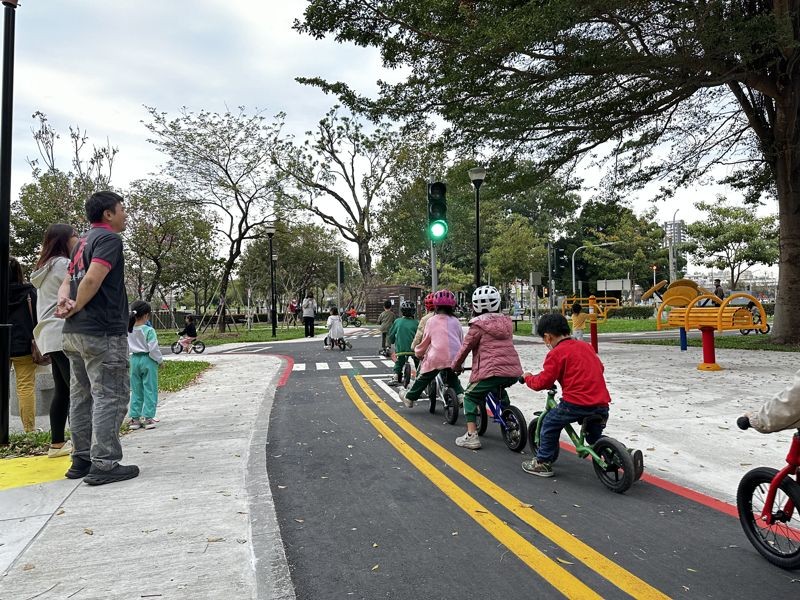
top-left (0, 354), bottom-right (294, 600)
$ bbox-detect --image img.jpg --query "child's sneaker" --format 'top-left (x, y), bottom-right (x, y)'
top-left (386, 379), bottom-right (401, 387)
top-left (128, 418), bottom-right (142, 430)
top-left (455, 431), bottom-right (481, 449)
top-left (143, 418), bottom-right (157, 430)
top-left (522, 459), bottom-right (554, 477)
top-left (398, 389), bottom-right (414, 408)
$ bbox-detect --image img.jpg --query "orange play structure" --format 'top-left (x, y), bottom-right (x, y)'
top-left (642, 279), bottom-right (768, 370)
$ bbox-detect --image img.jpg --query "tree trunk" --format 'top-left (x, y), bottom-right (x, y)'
top-left (771, 149), bottom-right (800, 344)
top-left (145, 262), bottom-right (162, 303)
top-left (357, 238), bottom-right (372, 282)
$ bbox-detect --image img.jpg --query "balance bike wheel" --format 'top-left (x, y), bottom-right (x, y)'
top-left (737, 467), bottom-right (800, 570)
top-left (193, 341), bottom-right (206, 354)
top-left (402, 363), bottom-right (411, 388)
top-left (591, 437), bottom-right (635, 494)
top-left (171, 342), bottom-right (183, 354)
top-left (444, 388), bottom-right (459, 425)
top-left (500, 406), bottom-right (526, 452)
top-left (476, 402), bottom-right (488, 436)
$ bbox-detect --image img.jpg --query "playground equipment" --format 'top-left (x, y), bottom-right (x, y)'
top-left (642, 279), bottom-right (769, 371)
top-left (562, 295), bottom-right (623, 353)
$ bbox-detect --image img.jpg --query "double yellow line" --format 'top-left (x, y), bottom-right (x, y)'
top-left (342, 375), bottom-right (669, 600)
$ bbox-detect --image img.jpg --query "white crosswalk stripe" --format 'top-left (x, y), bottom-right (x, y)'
top-left (291, 360), bottom-right (386, 372)
top-left (381, 360), bottom-right (394, 368)
top-left (339, 362), bottom-right (352, 369)
top-left (360, 361), bottom-right (377, 369)
top-left (315, 362), bottom-right (330, 370)
top-left (292, 363), bottom-right (306, 371)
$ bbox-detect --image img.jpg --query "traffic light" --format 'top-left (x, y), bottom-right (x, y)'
top-left (427, 181), bottom-right (448, 241)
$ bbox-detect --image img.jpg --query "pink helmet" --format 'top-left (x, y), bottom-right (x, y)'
top-left (432, 289), bottom-right (457, 307)
top-left (424, 293), bottom-right (435, 311)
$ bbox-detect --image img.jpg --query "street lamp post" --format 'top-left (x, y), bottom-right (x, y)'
top-left (1, 0), bottom-right (19, 446)
top-left (652, 265), bottom-right (657, 288)
top-left (265, 223), bottom-right (277, 338)
top-left (468, 166), bottom-right (486, 289)
top-left (571, 241), bottom-right (623, 296)
top-left (668, 209), bottom-right (679, 282)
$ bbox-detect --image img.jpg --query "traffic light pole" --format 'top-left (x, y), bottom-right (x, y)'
top-left (430, 241), bottom-right (438, 292)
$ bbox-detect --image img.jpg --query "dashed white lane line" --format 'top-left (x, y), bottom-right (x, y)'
top-left (292, 363), bottom-right (306, 371)
top-left (360, 361), bottom-right (377, 369)
top-left (339, 362), bottom-right (353, 369)
top-left (316, 362), bottom-right (330, 370)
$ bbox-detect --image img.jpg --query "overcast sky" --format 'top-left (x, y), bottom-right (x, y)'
top-left (3, 0), bottom-right (778, 277)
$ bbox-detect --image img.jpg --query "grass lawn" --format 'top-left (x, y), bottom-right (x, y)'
top-left (1, 360), bottom-right (212, 458)
top-left (514, 318), bottom-right (661, 336)
top-left (157, 324), bottom-right (307, 347)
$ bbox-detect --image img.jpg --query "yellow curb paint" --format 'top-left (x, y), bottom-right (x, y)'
top-left (0, 455), bottom-right (70, 491)
top-left (341, 376), bottom-right (601, 600)
top-left (355, 375), bottom-right (670, 600)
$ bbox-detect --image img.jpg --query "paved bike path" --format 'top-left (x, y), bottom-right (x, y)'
top-left (269, 367), bottom-right (799, 599)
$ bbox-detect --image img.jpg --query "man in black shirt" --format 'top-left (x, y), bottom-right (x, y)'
top-left (58, 191), bottom-right (139, 485)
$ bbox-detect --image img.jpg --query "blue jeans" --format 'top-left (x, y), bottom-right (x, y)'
top-left (537, 401), bottom-right (608, 463)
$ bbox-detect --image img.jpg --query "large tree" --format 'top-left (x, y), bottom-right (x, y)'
top-left (296, 2), bottom-right (800, 342)
top-left (144, 106), bottom-right (282, 331)
top-left (272, 108), bottom-right (431, 283)
top-left (687, 198), bottom-right (779, 290)
top-left (124, 179), bottom-right (216, 303)
top-left (12, 112), bottom-right (117, 265)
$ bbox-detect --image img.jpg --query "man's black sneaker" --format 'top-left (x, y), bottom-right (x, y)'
top-left (65, 456), bottom-right (92, 479)
top-left (84, 464), bottom-right (140, 486)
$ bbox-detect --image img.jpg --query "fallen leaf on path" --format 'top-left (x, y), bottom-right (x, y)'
top-left (22, 563), bottom-right (34, 571)
top-left (294, 519), bottom-right (305, 523)
top-left (555, 557), bottom-right (574, 565)
top-left (236, 538), bottom-right (247, 544)
top-left (56, 509), bottom-right (65, 516)
top-left (451, 532), bottom-right (458, 536)
top-left (277, 485), bottom-right (287, 489)
top-left (84, 528), bottom-right (93, 535)
top-left (371, 564), bottom-right (379, 571)
top-left (207, 536), bottom-right (224, 543)
top-left (687, 568), bottom-right (697, 572)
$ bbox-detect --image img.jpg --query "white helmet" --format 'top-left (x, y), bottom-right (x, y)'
top-left (472, 285), bottom-right (501, 313)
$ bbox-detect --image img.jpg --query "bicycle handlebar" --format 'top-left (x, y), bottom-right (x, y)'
top-left (737, 416), bottom-right (751, 430)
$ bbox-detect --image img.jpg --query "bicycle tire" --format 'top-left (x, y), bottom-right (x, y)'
top-left (737, 467), bottom-right (800, 570)
top-left (444, 388), bottom-right (459, 425)
top-left (402, 362), bottom-right (411, 388)
top-left (171, 342), bottom-right (183, 355)
top-left (501, 406), bottom-right (526, 452)
top-left (353, 319), bottom-right (361, 327)
top-left (591, 437), bottom-right (635, 494)
top-left (476, 402), bottom-right (488, 436)
top-left (740, 328), bottom-right (751, 336)
top-left (193, 341), bottom-right (206, 354)
top-left (526, 416), bottom-right (560, 463)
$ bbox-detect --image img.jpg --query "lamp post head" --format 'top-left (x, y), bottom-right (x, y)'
top-left (468, 166), bottom-right (486, 187)
top-left (265, 222), bottom-right (276, 237)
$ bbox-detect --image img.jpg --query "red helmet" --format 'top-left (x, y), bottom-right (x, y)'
top-left (432, 289), bottom-right (457, 307)
top-left (424, 293), bottom-right (435, 311)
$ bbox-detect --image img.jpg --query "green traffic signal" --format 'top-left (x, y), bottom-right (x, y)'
top-left (429, 219), bottom-right (448, 240)
top-left (427, 181), bottom-right (447, 241)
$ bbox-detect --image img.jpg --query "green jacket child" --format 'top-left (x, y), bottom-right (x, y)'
top-left (387, 301), bottom-right (419, 386)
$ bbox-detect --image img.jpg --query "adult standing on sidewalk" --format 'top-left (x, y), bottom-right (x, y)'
top-left (31, 223), bottom-right (80, 456)
top-left (57, 191), bottom-right (139, 486)
top-left (301, 292), bottom-right (317, 337)
top-left (8, 256), bottom-right (39, 433)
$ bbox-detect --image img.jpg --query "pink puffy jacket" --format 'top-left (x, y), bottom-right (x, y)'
top-left (452, 313), bottom-right (522, 383)
top-left (414, 314), bottom-right (464, 374)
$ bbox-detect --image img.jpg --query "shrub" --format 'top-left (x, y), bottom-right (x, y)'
top-left (606, 306), bottom-right (656, 320)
